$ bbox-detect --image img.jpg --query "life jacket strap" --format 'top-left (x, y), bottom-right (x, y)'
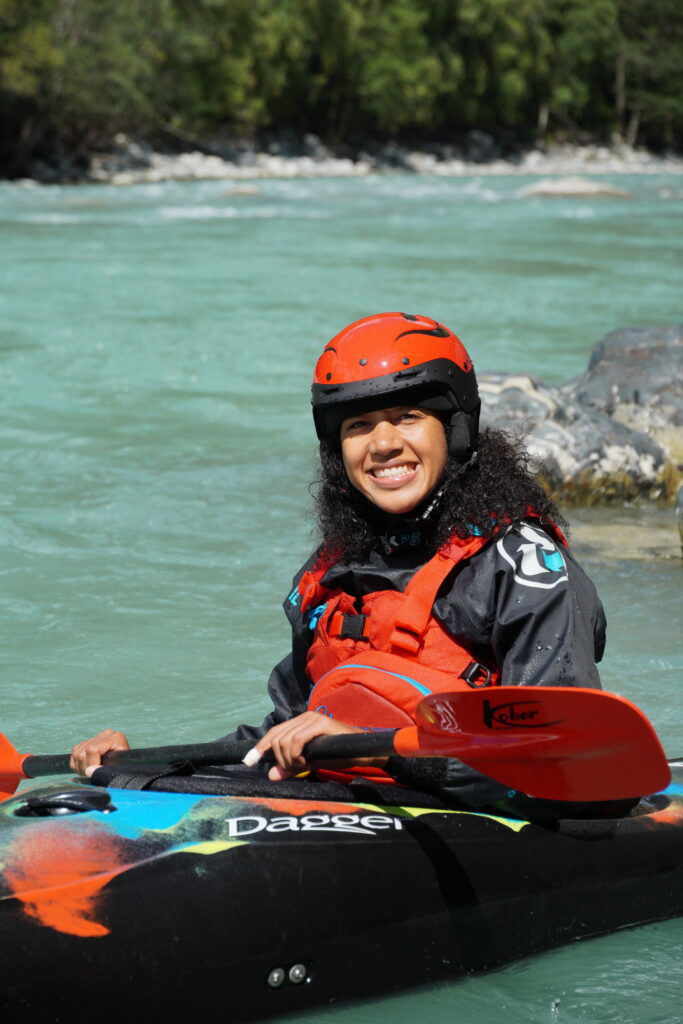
top-left (299, 569), bottom-right (332, 614)
top-left (389, 547), bottom-right (471, 652)
top-left (389, 621), bottom-right (422, 654)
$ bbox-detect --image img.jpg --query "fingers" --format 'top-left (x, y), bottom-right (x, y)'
top-left (70, 729), bottom-right (130, 776)
top-left (252, 712), bottom-right (360, 774)
top-left (267, 764), bottom-right (297, 782)
top-left (255, 714), bottom-right (316, 772)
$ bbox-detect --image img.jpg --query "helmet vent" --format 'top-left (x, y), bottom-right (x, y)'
top-left (396, 325), bottom-right (449, 341)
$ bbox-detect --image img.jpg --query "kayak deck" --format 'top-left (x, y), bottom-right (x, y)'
top-left (0, 763), bottom-right (681, 1022)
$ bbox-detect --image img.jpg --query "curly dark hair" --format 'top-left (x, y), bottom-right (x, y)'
top-left (313, 427), bottom-right (566, 562)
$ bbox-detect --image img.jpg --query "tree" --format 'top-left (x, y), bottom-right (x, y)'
top-left (0, 0), bottom-right (172, 174)
top-left (614, 0), bottom-right (683, 148)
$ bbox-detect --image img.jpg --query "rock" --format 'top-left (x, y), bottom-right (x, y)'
top-left (479, 372), bottom-right (670, 503)
top-left (90, 145), bottom-right (372, 184)
top-left (465, 130), bottom-right (500, 163)
top-left (565, 325), bottom-right (683, 486)
top-left (516, 176), bottom-right (634, 198)
top-left (220, 186), bottom-right (260, 197)
top-left (76, 136), bottom-right (683, 186)
top-left (18, 133), bottom-right (683, 185)
top-left (302, 133), bottom-right (330, 161)
top-left (567, 325), bottom-right (683, 421)
top-left (374, 143), bottom-right (416, 171)
top-left (479, 326), bottom-right (683, 504)
top-left (675, 484), bottom-right (683, 551)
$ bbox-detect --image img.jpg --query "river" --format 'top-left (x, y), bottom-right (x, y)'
top-left (1, 171), bottom-right (681, 1023)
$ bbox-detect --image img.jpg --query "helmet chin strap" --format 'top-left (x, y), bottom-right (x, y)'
top-left (450, 448), bottom-right (479, 478)
top-left (346, 480), bottom-right (448, 555)
top-left (375, 485), bottom-right (447, 554)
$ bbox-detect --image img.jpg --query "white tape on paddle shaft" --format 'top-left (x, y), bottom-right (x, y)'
top-left (243, 746), bottom-right (263, 767)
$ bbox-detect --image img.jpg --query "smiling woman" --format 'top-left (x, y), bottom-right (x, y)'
top-left (71, 313), bottom-right (620, 819)
top-left (340, 406), bottom-right (448, 515)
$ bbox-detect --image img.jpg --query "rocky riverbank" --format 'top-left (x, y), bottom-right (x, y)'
top-left (22, 131), bottom-right (683, 186)
top-left (480, 325), bottom-right (683, 505)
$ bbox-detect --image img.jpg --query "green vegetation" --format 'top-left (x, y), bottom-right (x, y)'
top-left (1, 0), bottom-right (681, 176)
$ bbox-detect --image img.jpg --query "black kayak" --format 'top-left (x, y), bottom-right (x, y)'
top-left (1, 762), bottom-right (682, 1022)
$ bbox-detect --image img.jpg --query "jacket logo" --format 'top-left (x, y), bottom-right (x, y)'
top-left (497, 523), bottom-right (568, 590)
top-left (483, 699), bottom-right (562, 729)
top-left (382, 531), bottom-right (423, 553)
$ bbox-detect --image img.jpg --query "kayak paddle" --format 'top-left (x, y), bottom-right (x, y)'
top-left (0, 686), bottom-right (670, 803)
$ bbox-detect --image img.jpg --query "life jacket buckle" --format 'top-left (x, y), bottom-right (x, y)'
top-left (330, 612), bottom-right (368, 641)
top-left (460, 661), bottom-right (493, 688)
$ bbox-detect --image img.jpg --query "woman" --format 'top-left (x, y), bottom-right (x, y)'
top-left (71, 313), bottom-right (606, 813)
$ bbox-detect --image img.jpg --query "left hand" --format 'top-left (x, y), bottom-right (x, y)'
top-left (251, 712), bottom-right (386, 781)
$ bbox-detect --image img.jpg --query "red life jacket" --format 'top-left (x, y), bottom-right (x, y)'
top-left (298, 532), bottom-right (502, 784)
top-left (298, 521), bottom-right (568, 783)
top-left (300, 532), bottom-right (500, 729)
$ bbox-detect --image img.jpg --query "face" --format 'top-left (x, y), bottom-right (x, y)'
top-left (340, 406), bottom-right (448, 516)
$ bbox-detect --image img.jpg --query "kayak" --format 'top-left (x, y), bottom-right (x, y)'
top-left (1, 761), bottom-right (682, 1022)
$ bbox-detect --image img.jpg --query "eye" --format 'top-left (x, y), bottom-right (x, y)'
top-left (341, 417), bottom-right (369, 436)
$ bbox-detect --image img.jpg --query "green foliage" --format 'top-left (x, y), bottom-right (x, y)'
top-left (542, 0), bottom-right (617, 131)
top-left (0, 0), bottom-right (680, 175)
top-left (353, 1), bottom-right (442, 135)
top-left (0, 0), bottom-right (174, 170)
top-left (615, 0), bottom-right (683, 145)
top-left (159, 0), bottom-right (266, 129)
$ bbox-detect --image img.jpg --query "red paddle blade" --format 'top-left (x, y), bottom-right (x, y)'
top-left (0, 733), bottom-right (28, 800)
top-left (403, 686), bottom-right (670, 802)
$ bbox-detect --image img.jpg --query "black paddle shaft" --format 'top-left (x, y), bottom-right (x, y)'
top-left (21, 730), bottom-right (400, 779)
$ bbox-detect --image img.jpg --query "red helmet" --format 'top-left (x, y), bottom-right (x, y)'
top-left (312, 312), bottom-right (480, 464)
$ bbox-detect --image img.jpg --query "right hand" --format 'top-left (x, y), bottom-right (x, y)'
top-left (251, 712), bottom-right (387, 781)
top-left (70, 729), bottom-right (130, 776)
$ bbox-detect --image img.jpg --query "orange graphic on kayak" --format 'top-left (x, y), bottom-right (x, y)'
top-left (3, 824), bottom-right (129, 937)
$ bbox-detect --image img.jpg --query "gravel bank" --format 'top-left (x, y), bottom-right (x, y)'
top-left (20, 132), bottom-right (683, 185)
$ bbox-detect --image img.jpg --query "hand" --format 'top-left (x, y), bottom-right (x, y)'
top-left (252, 712), bottom-right (387, 781)
top-left (70, 729), bottom-right (130, 776)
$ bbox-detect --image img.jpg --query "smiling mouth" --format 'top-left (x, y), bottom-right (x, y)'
top-left (370, 463), bottom-right (417, 481)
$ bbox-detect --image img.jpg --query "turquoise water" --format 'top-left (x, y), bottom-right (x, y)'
top-left (1, 172), bottom-right (682, 1021)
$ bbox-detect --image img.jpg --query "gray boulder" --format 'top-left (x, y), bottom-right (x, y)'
top-left (479, 325), bottom-right (683, 503)
top-left (565, 325), bottom-right (683, 470)
top-left (479, 372), bottom-right (670, 503)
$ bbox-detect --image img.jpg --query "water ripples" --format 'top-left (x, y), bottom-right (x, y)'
top-left (1, 170), bottom-right (682, 1024)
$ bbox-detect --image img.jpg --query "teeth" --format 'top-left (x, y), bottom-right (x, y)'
top-left (373, 464), bottom-right (415, 479)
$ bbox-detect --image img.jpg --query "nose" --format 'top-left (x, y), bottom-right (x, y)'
top-left (368, 418), bottom-right (403, 457)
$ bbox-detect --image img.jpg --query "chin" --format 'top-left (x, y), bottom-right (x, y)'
top-left (370, 492), bottom-right (423, 516)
